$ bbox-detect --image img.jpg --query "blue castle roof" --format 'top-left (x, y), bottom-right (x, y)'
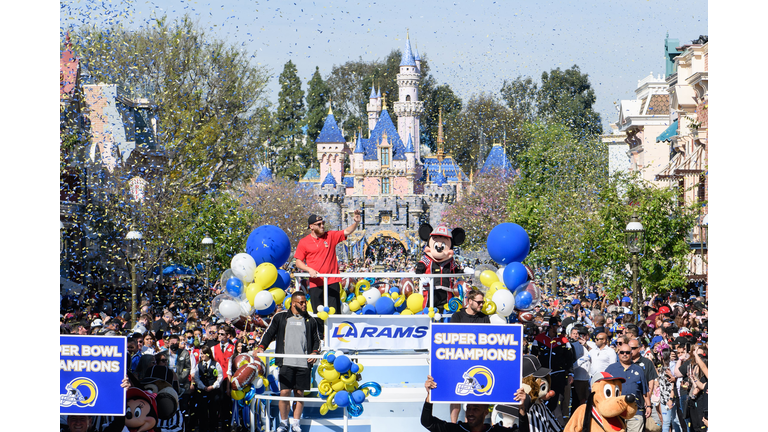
top-left (301, 168), bottom-right (320, 182)
top-left (433, 171), bottom-right (447, 186)
top-left (369, 86), bottom-right (376, 99)
top-left (360, 110), bottom-right (407, 161)
top-left (254, 166), bottom-right (273, 183)
top-left (320, 173), bottom-right (337, 187)
top-left (316, 112), bottom-right (346, 143)
top-left (422, 156), bottom-right (470, 183)
top-left (405, 134), bottom-right (414, 153)
top-left (414, 43), bottom-right (421, 61)
top-left (400, 34), bottom-right (416, 66)
top-left (354, 132), bottom-right (365, 153)
top-left (479, 144), bottom-right (515, 175)
top-left (342, 176), bottom-right (354, 188)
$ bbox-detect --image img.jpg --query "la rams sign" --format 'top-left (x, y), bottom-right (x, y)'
top-left (430, 323), bottom-right (523, 404)
top-left (327, 315), bottom-right (431, 350)
top-left (60, 335), bottom-right (127, 415)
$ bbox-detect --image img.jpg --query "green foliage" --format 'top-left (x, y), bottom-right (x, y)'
top-left (501, 65), bottom-right (602, 141)
top-left (420, 81), bottom-right (463, 153)
top-left (305, 66), bottom-right (331, 144)
top-left (73, 15), bottom-right (271, 195)
top-left (270, 60), bottom-right (309, 180)
top-left (443, 93), bottom-right (524, 174)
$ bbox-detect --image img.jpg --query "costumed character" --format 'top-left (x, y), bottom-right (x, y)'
top-left (414, 223), bottom-right (469, 311)
top-left (494, 354), bottom-right (562, 432)
top-left (101, 368), bottom-right (181, 432)
top-left (563, 372), bottom-right (638, 432)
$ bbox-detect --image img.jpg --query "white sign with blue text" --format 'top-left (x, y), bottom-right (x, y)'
top-left (429, 323), bottom-right (523, 404)
top-left (327, 315), bottom-right (431, 350)
top-left (60, 335), bottom-right (127, 415)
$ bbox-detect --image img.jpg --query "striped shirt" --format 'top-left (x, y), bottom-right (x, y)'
top-left (96, 410), bottom-right (184, 432)
top-left (527, 401), bottom-right (563, 432)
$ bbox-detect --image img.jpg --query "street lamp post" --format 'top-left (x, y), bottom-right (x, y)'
top-left (625, 211), bottom-right (644, 319)
top-left (125, 227), bottom-right (144, 329)
top-left (202, 235), bottom-right (214, 289)
top-left (700, 214), bottom-right (708, 298)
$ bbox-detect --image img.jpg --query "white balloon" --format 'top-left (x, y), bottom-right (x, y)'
top-left (254, 290), bottom-right (274, 310)
top-left (434, 313), bottom-right (442, 321)
top-left (252, 377), bottom-right (264, 389)
top-left (341, 303), bottom-right (351, 315)
top-left (489, 314), bottom-right (508, 324)
top-left (496, 266), bottom-right (506, 283)
top-left (219, 299), bottom-right (241, 319)
top-left (363, 287), bottom-right (381, 306)
top-left (492, 289), bottom-right (515, 317)
top-left (239, 298), bottom-right (254, 316)
top-left (231, 253), bottom-right (257, 283)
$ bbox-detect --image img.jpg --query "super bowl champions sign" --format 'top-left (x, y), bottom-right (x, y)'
top-left (429, 323), bottom-right (523, 404)
top-left (327, 315), bottom-right (431, 350)
top-left (60, 335), bottom-right (127, 415)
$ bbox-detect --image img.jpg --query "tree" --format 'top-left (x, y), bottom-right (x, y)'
top-left (236, 176), bottom-right (324, 250)
top-left (500, 65), bottom-right (602, 141)
top-left (420, 81), bottom-right (463, 154)
top-left (443, 93), bottom-right (524, 174)
top-left (537, 65), bottom-right (602, 139)
top-left (270, 60), bottom-right (308, 180)
top-left (72, 16), bottom-right (271, 195)
top-left (441, 170), bottom-right (514, 250)
top-left (305, 66), bottom-right (331, 144)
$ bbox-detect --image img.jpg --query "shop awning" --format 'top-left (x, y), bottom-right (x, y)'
top-left (656, 119), bottom-right (678, 142)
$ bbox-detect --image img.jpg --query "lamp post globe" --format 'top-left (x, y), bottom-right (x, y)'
top-left (202, 235), bottom-right (214, 289)
top-left (625, 211), bottom-right (644, 319)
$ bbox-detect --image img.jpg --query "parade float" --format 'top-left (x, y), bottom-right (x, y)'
top-left (210, 222), bottom-right (540, 432)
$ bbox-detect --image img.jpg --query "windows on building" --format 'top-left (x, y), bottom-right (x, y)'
top-left (381, 177), bottom-right (391, 195)
top-left (381, 147), bottom-right (390, 166)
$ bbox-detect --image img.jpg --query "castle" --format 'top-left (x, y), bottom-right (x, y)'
top-left (259, 32), bottom-right (514, 259)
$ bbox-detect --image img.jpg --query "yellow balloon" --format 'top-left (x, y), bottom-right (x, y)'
top-left (355, 279), bottom-right (371, 297)
top-left (428, 311), bottom-right (435, 318)
top-left (345, 383), bottom-right (357, 392)
top-left (483, 301), bottom-right (497, 315)
top-left (283, 297), bottom-right (291, 310)
top-left (331, 380), bottom-right (346, 392)
top-left (318, 381), bottom-right (332, 395)
top-left (246, 283), bottom-right (262, 305)
top-left (318, 311), bottom-right (329, 321)
top-left (253, 263), bottom-right (278, 289)
top-left (324, 369), bottom-right (340, 381)
top-left (490, 281), bottom-right (507, 291)
top-left (357, 295), bottom-right (367, 305)
top-left (349, 300), bottom-right (361, 312)
top-left (400, 309), bottom-right (413, 315)
top-left (407, 293), bottom-right (425, 313)
top-left (231, 389), bottom-right (245, 400)
top-left (328, 307), bottom-right (336, 315)
top-left (319, 403), bottom-right (329, 415)
top-left (391, 292), bottom-right (399, 300)
top-left (356, 364), bottom-right (364, 373)
top-left (269, 288), bottom-right (286, 305)
top-left (480, 270), bottom-right (499, 287)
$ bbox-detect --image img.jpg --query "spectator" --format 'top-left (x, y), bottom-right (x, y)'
top-left (194, 346), bottom-right (223, 432)
top-left (569, 325), bottom-right (592, 417)
top-left (605, 343), bottom-right (650, 432)
top-left (585, 332), bottom-right (616, 376)
top-left (530, 315), bottom-right (574, 425)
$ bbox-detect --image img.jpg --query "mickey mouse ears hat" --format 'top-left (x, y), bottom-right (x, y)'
top-left (590, 371), bottom-right (626, 388)
top-left (126, 387), bottom-right (158, 415)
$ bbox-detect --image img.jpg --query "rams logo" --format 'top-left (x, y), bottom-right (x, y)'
top-left (332, 321), bottom-right (358, 342)
top-left (455, 365), bottom-right (495, 396)
top-left (60, 377), bottom-right (99, 408)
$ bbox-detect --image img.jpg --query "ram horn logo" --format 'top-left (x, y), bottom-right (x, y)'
top-left (60, 377), bottom-right (99, 408)
top-left (455, 365), bottom-right (495, 396)
top-left (332, 321), bottom-right (358, 342)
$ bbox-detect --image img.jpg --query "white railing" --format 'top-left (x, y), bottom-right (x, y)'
top-left (250, 271), bottom-right (470, 432)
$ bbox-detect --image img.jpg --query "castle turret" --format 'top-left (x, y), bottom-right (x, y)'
top-left (394, 30), bottom-right (425, 162)
top-left (316, 107), bottom-right (347, 186)
top-left (414, 42), bottom-right (422, 74)
top-left (366, 85), bottom-right (381, 132)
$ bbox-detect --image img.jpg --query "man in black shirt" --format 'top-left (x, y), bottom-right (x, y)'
top-left (450, 289), bottom-right (491, 324)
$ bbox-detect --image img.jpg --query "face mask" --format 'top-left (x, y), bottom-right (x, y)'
top-left (169, 343), bottom-right (180, 351)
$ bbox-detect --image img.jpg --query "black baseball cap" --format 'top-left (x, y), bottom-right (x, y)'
top-left (308, 214), bottom-right (324, 227)
top-left (522, 355), bottom-right (550, 378)
top-left (141, 365), bottom-right (175, 386)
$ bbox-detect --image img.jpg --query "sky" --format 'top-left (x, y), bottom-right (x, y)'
top-left (60, 0), bottom-right (708, 131)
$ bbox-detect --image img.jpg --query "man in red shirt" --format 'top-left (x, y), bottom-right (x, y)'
top-left (295, 211), bottom-right (361, 315)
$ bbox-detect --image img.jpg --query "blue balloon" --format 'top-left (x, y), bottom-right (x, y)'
top-left (503, 262), bottom-right (528, 292)
top-left (272, 269), bottom-right (291, 289)
top-left (334, 390), bottom-right (351, 407)
top-left (333, 355), bottom-right (352, 373)
top-left (514, 290), bottom-right (533, 310)
top-left (254, 301), bottom-right (276, 316)
top-left (487, 223), bottom-right (530, 264)
top-left (361, 304), bottom-right (377, 315)
top-left (351, 389), bottom-right (366, 404)
top-left (350, 363), bottom-right (360, 374)
top-left (225, 277), bottom-right (244, 297)
top-left (374, 297), bottom-right (395, 315)
top-left (246, 225), bottom-right (291, 267)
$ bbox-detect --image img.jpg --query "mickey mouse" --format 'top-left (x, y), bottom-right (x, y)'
top-left (414, 223), bottom-right (471, 311)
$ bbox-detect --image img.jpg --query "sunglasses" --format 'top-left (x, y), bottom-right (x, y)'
top-left (619, 350), bottom-right (632, 355)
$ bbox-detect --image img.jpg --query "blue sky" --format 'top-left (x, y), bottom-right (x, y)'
top-left (61, 0), bottom-right (708, 131)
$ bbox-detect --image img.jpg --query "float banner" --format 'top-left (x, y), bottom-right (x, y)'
top-left (60, 335), bottom-right (127, 415)
top-left (429, 323), bottom-right (523, 404)
top-left (327, 315), bottom-right (431, 350)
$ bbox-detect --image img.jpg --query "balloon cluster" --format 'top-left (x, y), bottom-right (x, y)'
top-left (211, 226), bottom-right (293, 323)
top-left (316, 352), bottom-right (381, 417)
top-left (336, 278), bottom-right (445, 321)
top-left (475, 223), bottom-right (542, 323)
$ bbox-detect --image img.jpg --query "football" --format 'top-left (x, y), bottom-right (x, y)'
top-left (233, 353), bottom-right (254, 370)
top-left (400, 278), bottom-right (414, 298)
top-left (231, 360), bottom-right (262, 391)
top-left (517, 310), bottom-right (535, 323)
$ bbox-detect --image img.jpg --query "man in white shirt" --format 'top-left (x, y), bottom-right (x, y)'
top-left (571, 326), bottom-right (595, 417)
top-left (584, 331), bottom-right (617, 376)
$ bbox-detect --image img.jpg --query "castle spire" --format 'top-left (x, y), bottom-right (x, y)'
top-left (436, 107), bottom-right (445, 164)
top-left (381, 92), bottom-right (387, 111)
